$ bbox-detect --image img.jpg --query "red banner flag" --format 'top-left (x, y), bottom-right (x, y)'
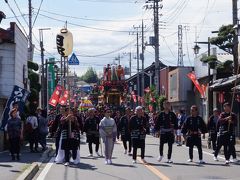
top-left (187, 72), bottom-right (205, 98)
top-left (59, 90), bottom-right (69, 106)
top-left (49, 85), bottom-right (63, 107)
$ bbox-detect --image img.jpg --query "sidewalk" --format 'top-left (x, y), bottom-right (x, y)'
top-left (0, 139), bottom-right (53, 180)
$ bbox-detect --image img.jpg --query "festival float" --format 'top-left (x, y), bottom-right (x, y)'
top-left (97, 64), bottom-right (128, 109)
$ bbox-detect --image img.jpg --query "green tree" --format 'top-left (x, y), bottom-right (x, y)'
top-left (210, 24), bottom-right (234, 54)
top-left (200, 25), bottom-right (235, 75)
top-left (80, 67), bottom-right (99, 83)
top-left (27, 61), bottom-right (41, 112)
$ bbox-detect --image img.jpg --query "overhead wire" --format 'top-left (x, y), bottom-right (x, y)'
top-left (39, 9), bottom-right (151, 22)
top-left (75, 39), bottom-right (136, 57)
top-left (33, 0), bottom-right (44, 26)
top-left (160, 35), bottom-right (176, 59)
top-left (165, 0), bottom-right (190, 24)
top-left (197, 0), bottom-right (216, 37)
top-left (197, 0), bottom-right (210, 37)
top-left (38, 13), bottom-right (135, 33)
top-left (163, 0), bottom-right (187, 22)
top-left (4, 0), bottom-right (29, 38)
top-left (184, 26), bottom-right (192, 66)
top-left (76, 0), bottom-right (144, 3)
top-left (12, 0), bottom-right (29, 26)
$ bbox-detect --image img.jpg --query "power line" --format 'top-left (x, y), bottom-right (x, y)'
top-left (197, 0), bottom-right (215, 37)
top-left (184, 26), bottom-right (192, 66)
top-left (39, 9), bottom-right (150, 22)
top-left (75, 39), bottom-right (136, 57)
top-left (165, 0), bottom-right (190, 23)
top-left (13, 0), bottom-right (29, 26)
top-left (38, 13), bottom-right (134, 33)
top-left (163, 0), bottom-right (187, 22)
top-left (4, 0), bottom-right (29, 38)
top-left (33, 0), bottom-right (44, 26)
top-left (160, 36), bottom-right (176, 59)
top-left (76, 0), bottom-right (144, 3)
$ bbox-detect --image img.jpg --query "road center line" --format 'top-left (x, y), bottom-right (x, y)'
top-left (137, 157), bottom-right (170, 180)
top-left (36, 157), bottom-right (55, 180)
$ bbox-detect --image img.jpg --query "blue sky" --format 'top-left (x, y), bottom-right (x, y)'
top-left (1, 0), bottom-right (233, 76)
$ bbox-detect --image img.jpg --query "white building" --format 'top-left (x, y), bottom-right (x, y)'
top-left (194, 47), bottom-right (233, 121)
top-left (0, 22), bottom-right (28, 150)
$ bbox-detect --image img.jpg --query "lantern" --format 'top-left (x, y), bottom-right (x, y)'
top-left (56, 28), bottom-right (73, 57)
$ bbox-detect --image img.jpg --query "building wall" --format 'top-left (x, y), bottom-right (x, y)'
top-left (160, 67), bottom-right (169, 97)
top-left (0, 23), bottom-right (28, 98)
top-left (168, 67), bottom-right (193, 113)
top-left (13, 23), bottom-right (28, 88)
top-left (0, 43), bottom-right (15, 98)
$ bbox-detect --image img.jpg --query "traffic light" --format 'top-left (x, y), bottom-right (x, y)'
top-left (56, 28), bottom-right (73, 57)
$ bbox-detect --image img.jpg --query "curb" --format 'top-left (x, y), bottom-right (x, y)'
top-left (16, 147), bottom-right (53, 180)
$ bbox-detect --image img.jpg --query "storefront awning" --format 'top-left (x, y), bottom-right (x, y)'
top-left (210, 75), bottom-right (240, 91)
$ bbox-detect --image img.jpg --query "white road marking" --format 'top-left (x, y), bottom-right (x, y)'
top-left (36, 157), bottom-right (55, 180)
top-left (182, 145), bottom-right (225, 160)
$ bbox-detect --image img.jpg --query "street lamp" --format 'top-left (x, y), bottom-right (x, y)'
top-left (193, 43), bottom-right (200, 55)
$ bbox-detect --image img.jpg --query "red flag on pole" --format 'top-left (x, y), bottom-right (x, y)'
top-left (187, 72), bottom-right (205, 98)
top-left (59, 90), bottom-right (69, 106)
top-left (49, 85), bottom-right (63, 107)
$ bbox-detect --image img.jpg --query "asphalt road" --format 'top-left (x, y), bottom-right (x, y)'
top-left (34, 135), bottom-right (240, 180)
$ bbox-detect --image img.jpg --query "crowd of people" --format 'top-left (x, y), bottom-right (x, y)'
top-left (5, 100), bottom-right (239, 166)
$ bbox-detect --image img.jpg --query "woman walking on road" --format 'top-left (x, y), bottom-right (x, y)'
top-left (99, 108), bottom-right (117, 165)
top-left (6, 108), bottom-right (23, 160)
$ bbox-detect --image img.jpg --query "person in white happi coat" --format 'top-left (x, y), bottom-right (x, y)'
top-left (99, 108), bottom-right (117, 165)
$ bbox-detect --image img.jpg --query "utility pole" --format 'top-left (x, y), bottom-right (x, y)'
top-left (145, 0), bottom-right (162, 95)
top-left (28, 0), bottom-right (33, 61)
top-left (178, 25), bottom-right (184, 66)
top-left (232, 0), bottom-right (238, 74)
top-left (154, 0), bottom-right (161, 95)
top-left (39, 28), bottom-right (50, 109)
top-left (141, 20), bottom-right (146, 98)
top-left (132, 25), bottom-right (142, 105)
top-left (136, 31), bottom-right (140, 105)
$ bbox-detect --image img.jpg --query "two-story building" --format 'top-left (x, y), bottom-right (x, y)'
top-left (0, 22), bottom-right (28, 150)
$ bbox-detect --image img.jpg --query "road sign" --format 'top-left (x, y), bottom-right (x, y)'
top-left (68, 53), bottom-right (79, 65)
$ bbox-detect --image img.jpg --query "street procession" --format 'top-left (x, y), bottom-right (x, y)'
top-left (0, 0), bottom-right (240, 180)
